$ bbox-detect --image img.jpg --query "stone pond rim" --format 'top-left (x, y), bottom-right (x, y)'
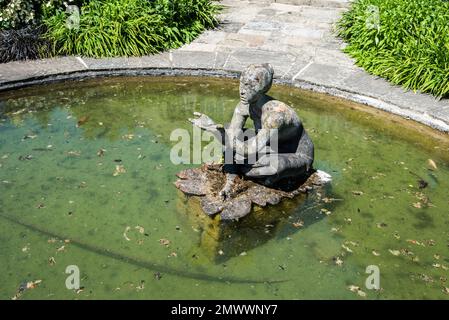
top-left (0, 66), bottom-right (448, 134)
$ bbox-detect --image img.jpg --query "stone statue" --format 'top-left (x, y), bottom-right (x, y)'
top-left (189, 63), bottom-right (314, 195)
top-left (175, 64), bottom-right (327, 221)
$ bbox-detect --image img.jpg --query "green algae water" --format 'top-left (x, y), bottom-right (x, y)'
top-left (1, 76), bottom-right (449, 300)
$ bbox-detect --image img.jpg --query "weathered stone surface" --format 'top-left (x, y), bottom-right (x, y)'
top-left (175, 164), bottom-right (328, 221)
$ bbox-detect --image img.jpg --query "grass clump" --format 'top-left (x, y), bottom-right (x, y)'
top-left (337, 0), bottom-right (449, 97)
top-left (44, 0), bottom-right (221, 57)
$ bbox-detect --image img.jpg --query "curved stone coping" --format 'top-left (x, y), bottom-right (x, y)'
top-left (1, 0), bottom-right (448, 133)
top-left (1, 64), bottom-right (448, 133)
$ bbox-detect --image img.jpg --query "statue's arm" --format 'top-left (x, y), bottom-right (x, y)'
top-left (234, 128), bottom-right (273, 158)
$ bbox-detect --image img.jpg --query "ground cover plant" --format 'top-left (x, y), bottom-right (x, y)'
top-left (0, 0), bottom-right (221, 62)
top-left (338, 0), bottom-right (449, 97)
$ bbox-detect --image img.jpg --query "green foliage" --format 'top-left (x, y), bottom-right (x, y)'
top-left (0, 25), bottom-right (50, 62)
top-left (337, 0), bottom-right (449, 97)
top-left (43, 0), bottom-right (221, 58)
top-left (0, 0), bottom-right (38, 29)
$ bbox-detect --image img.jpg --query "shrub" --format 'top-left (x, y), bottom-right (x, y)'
top-left (44, 0), bottom-right (221, 57)
top-left (337, 0), bottom-right (449, 97)
top-left (0, 25), bottom-right (50, 62)
top-left (0, 0), bottom-right (38, 30)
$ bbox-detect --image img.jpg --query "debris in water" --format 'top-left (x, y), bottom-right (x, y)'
top-left (77, 116), bottom-right (89, 127)
top-left (428, 159), bottom-right (438, 170)
top-left (334, 256), bottom-right (343, 266)
top-left (159, 239), bottom-right (170, 246)
top-left (18, 155), bottom-right (33, 161)
top-left (66, 151), bottom-right (81, 157)
top-left (389, 249), bottom-right (401, 256)
top-left (122, 134), bottom-right (134, 140)
top-left (97, 148), bottom-right (106, 157)
top-left (76, 287), bottom-right (85, 294)
top-left (372, 250), bottom-right (380, 256)
top-left (135, 226), bottom-right (145, 234)
top-left (352, 191), bottom-right (364, 196)
top-left (22, 134), bottom-right (37, 141)
top-left (168, 252), bottom-right (177, 258)
top-left (292, 220), bottom-right (304, 228)
top-left (113, 165), bottom-right (126, 176)
top-left (48, 257), bottom-right (56, 266)
top-left (348, 285), bottom-right (366, 297)
top-left (12, 280), bottom-right (42, 300)
top-left (154, 272), bottom-right (162, 280)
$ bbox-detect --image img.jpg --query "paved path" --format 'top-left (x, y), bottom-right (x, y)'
top-left (1, 0), bottom-right (448, 132)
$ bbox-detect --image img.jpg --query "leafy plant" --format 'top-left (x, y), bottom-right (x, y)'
top-left (43, 0), bottom-right (221, 58)
top-left (0, 25), bottom-right (50, 62)
top-left (337, 0), bottom-right (449, 97)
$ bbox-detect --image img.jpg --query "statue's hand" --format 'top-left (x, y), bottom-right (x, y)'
top-left (245, 154), bottom-right (285, 178)
top-left (189, 112), bottom-right (221, 131)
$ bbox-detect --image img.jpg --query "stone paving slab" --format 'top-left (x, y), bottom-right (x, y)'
top-left (0, 0), bottom-right (448, 132)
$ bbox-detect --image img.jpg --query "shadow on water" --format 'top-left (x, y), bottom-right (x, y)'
top-left (177, 182), bottom-right (343, 264)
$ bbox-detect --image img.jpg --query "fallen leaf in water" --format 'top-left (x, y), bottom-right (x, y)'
top-left (123, 226), bottom-right (131, 241)
top-left (334, 256), bottom-right (343, 266)
top-left (322, 197), bottom-right (343, 203)
top-left (18, 155), bottom-right (33, 161)
top-left (443, 287), bottom-right (449, 295)
top-left (389, 249), bottom-right (401, 256)
top-left (372, 250), bottom-right (381, 256)
top-left (97, 148), bottom-right (106, 157)
top-left (412, 202), bottom-right (422, 209)
top-left (418, 179), bottom-right (428, 189)
top-left (352, 191), bottom-right (364, 196)
top-left (22, 134), bottom-right (37, 141)
top-left (113, 165), bottom-right (126, 176)
top-left (341, 244), bottom-right (353, 253)
top-left (376, 222), bottom-right (387, 228)
top-left (22, 245), bottom-right (30, 252)
top-left (321, 208), bottom-right (332, 216)
top-left (76, 287), bottom-right (85, 294)
top-left (393, 232), bottom-right (401, 240)
top-left (434, 254), bottom-right (440, 260)
top-left (348, 285), bottom-right (366, 297)
top-left (26, 280), bottom-right (42, 289)
top-left (159, 238), bottom-right (170, 246)
top-left (135, 226), bottom-right (144, 234)
top-left (357, 290), bottom-right (367, 297)
top-left (122, 134), bottom-right (134, 140)
top-left (168, 252), bottom-right (177, 258)
top-left (48, 257), bottom-right (56, 266)
top-left (56, 245), bottom-right (65, 252)
top-left (292, 220), bottom-right (304, 228)
top-left (77, 116), bottom-right (89, 127)
top-left (66, 151), bottom-right (81, 157)
top-left (406, 239), bottom-right (425, 246)
top-left (154, 272), bottom-right (162, 280)
top-left (428, 159), bottom-right (438, 170)
top-left (136, 281), bottom-right (145, 290)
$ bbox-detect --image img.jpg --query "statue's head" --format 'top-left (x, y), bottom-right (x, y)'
top-left (239, 63), bottom-right (274, 104)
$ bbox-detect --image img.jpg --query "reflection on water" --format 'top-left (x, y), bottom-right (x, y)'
top-left (0, 77), bottom-right (449, 299)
